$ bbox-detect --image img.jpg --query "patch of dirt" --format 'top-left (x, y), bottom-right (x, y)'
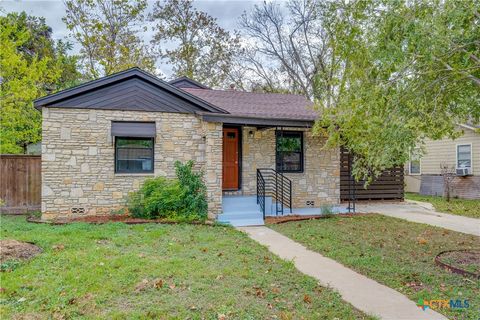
top-left (438, 250), bottom-right (480, 273)
top-left (435, 249), bottom-right (480, 278)
top-left (0, 240), bottom-right (42, 263)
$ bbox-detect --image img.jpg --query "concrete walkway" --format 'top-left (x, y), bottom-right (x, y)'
top-left (356, 202), bottom-right (480, 236)
top-left (238, 226), bottom-right (446, 320)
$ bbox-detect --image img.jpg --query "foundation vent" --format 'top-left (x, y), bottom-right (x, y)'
top-left (71, 207), bottom-right (86, 215)
top-left (306, 200), bottom-right (315, 207)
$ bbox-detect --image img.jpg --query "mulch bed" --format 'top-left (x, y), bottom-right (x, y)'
top-left (0, 239), bottom-right (42, 263)
top-left (435, 249), bottom-right (480, 279)
top-left (265, 212), bottom-right (370, 224)
top-left (27, 215), bottom-right (210, 225)
top-left (27, 212), bottom-right (371, 226)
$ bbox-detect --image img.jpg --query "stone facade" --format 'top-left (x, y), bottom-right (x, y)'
top-left (42, 108), bottom-right (339, 220)
top-left (241, 127), bottom-right (340, 207)
top-left (41, 107), bottom-right (222, 220)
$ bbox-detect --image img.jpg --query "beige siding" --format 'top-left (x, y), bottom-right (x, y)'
top-left (415, 127), bottom-right (479, 175)
top-left (405, 175), bottom-right (421, 193)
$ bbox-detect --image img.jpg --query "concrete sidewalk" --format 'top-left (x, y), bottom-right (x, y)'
top-left (356, 202), bottom-right (479, 236)
top-left (238, 226), bottom-right (446, 320)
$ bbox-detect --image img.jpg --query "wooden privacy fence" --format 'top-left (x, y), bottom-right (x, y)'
top-left (0, 155), bottom-right (41, 214)
top-left (340, 149), bottom-right (404, 201)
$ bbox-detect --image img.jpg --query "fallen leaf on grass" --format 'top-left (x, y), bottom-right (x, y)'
top-left (134, 279), bottom-right (150, 292)
top-left (169, 283), bottom-right (176, 289)
top-left (53, 312), bottom-right (66, 320)
top-left (280, 311), bottom-right (292, 320)
top-left (153, 278), bottom-right (164, 289)
top-left (254, 287), bottom-right (265, 298)
top-left (52, 244), bottom-right (65, 251)
top-left (218, 314), bottom-right (226, 320)
top-left (417, 237), bottom-right (428, 245)
top-left (217, 252), bottom-right (223, 257)
top-left (271, 287), bottom-right (280, 294)
top-left (216, 275), bottom-right (224, 280)
top-left (303, 294), bottom-right (312, 304)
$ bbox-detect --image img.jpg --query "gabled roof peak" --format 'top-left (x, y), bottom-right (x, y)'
top-left (168, 76), bottom-right (210, 90)
top-left (34, 68), bottom-right (226, 114)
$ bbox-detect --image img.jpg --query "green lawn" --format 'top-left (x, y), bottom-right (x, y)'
top-left (405, 192), bottom-right (480, 219)
top-left (0, 216), bottom-right (371, 319)
top-left (271, 215), bottom-right (480, 320)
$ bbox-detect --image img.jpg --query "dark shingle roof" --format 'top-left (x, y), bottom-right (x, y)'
top-left (182, 88), bottom-right (316, 121)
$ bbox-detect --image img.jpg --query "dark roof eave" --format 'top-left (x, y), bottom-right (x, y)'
top-left (199, 113), bottom-right (315, 127)
top-left (33, 68), bottom-right (228, 114)
top-left (168, 76), bottom-right (211, 89)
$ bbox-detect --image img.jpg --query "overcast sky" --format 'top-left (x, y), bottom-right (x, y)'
top-left (2, 0), bottom-right (262, 76)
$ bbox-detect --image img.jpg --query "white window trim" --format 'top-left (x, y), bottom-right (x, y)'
top-left (408, 149), bottom-right (422, 175)
top-left (455, 143), bottom-right (473, 174)
top-left (408, 160), bottom-right (421, 175)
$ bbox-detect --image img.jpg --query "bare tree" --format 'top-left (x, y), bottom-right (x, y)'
top-left (440, 163), bottom-right (456, 202)
top-left (239, 0), bottom-right (342, 98)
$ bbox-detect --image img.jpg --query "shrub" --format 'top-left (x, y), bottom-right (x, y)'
top-left (127, 161), bottom-right (208, 222)
top-left (175, 160), bottom-right (208, 218)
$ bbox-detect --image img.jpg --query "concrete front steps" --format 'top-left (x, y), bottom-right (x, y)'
top-left (218, 196), bottom-right (264, 227)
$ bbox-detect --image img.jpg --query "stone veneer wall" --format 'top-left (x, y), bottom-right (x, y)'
top-left (41, 107), bottom-right (222, 220)
top-left (241, 127), bottom-right (340, 207)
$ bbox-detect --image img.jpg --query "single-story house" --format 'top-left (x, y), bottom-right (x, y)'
top-left (405, 123), bottom-right (480, 199)
top-left (34, 68), bottom-right (403, 225)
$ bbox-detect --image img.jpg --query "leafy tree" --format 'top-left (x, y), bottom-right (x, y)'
top-left (313, 0), bottom-right (480, 182)
top-left (0, 12), bottom-right (79, 154)
top-left (150, 0), bottom-right (240, 87)
top-left (63, 0), bottom-right (156, 79)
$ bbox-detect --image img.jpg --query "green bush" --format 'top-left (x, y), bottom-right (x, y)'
top-left (127, 161), bottom-right (208, 221)
top-left (174, 160), bottom-right (208, 217)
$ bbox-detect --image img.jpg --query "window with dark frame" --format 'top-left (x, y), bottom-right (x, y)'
top-left (276, 131), bottom-right (304, 172)
top-left (115, 137), bottom-right (154, 173)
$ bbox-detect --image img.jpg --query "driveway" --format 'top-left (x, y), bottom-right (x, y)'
top-left (356, 202), bottom-right (480, 236)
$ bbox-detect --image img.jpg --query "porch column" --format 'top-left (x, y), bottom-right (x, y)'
top-left (203, 121), bottom-right (223, 218)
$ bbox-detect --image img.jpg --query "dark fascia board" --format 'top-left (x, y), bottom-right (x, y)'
top-left (34, 68), bottom-right (227, 114)
top-left (200, 113), bottom-right (313, 128)
top-left (168, 76), bottom-right (211, 89)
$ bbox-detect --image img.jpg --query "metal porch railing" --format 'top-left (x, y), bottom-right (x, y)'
top-left (256, 168), bottom-right (292, 217)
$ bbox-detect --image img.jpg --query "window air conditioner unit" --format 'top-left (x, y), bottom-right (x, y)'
top-left (456, 168), bottom-right (471, 176)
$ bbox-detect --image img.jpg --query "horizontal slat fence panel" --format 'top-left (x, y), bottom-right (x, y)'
top-left (340, 148), bottom-right (404, 200)
top-left (0, 155), bottom-right (41, 214)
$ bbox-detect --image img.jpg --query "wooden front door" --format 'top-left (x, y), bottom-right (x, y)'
top-left (222, 127), bottom-right (239, 190)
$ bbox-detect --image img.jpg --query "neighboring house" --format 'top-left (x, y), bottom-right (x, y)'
top-left (405, 124), bottom-right (480, 199)
top-left (34, 68), bottom-right (402, 223)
